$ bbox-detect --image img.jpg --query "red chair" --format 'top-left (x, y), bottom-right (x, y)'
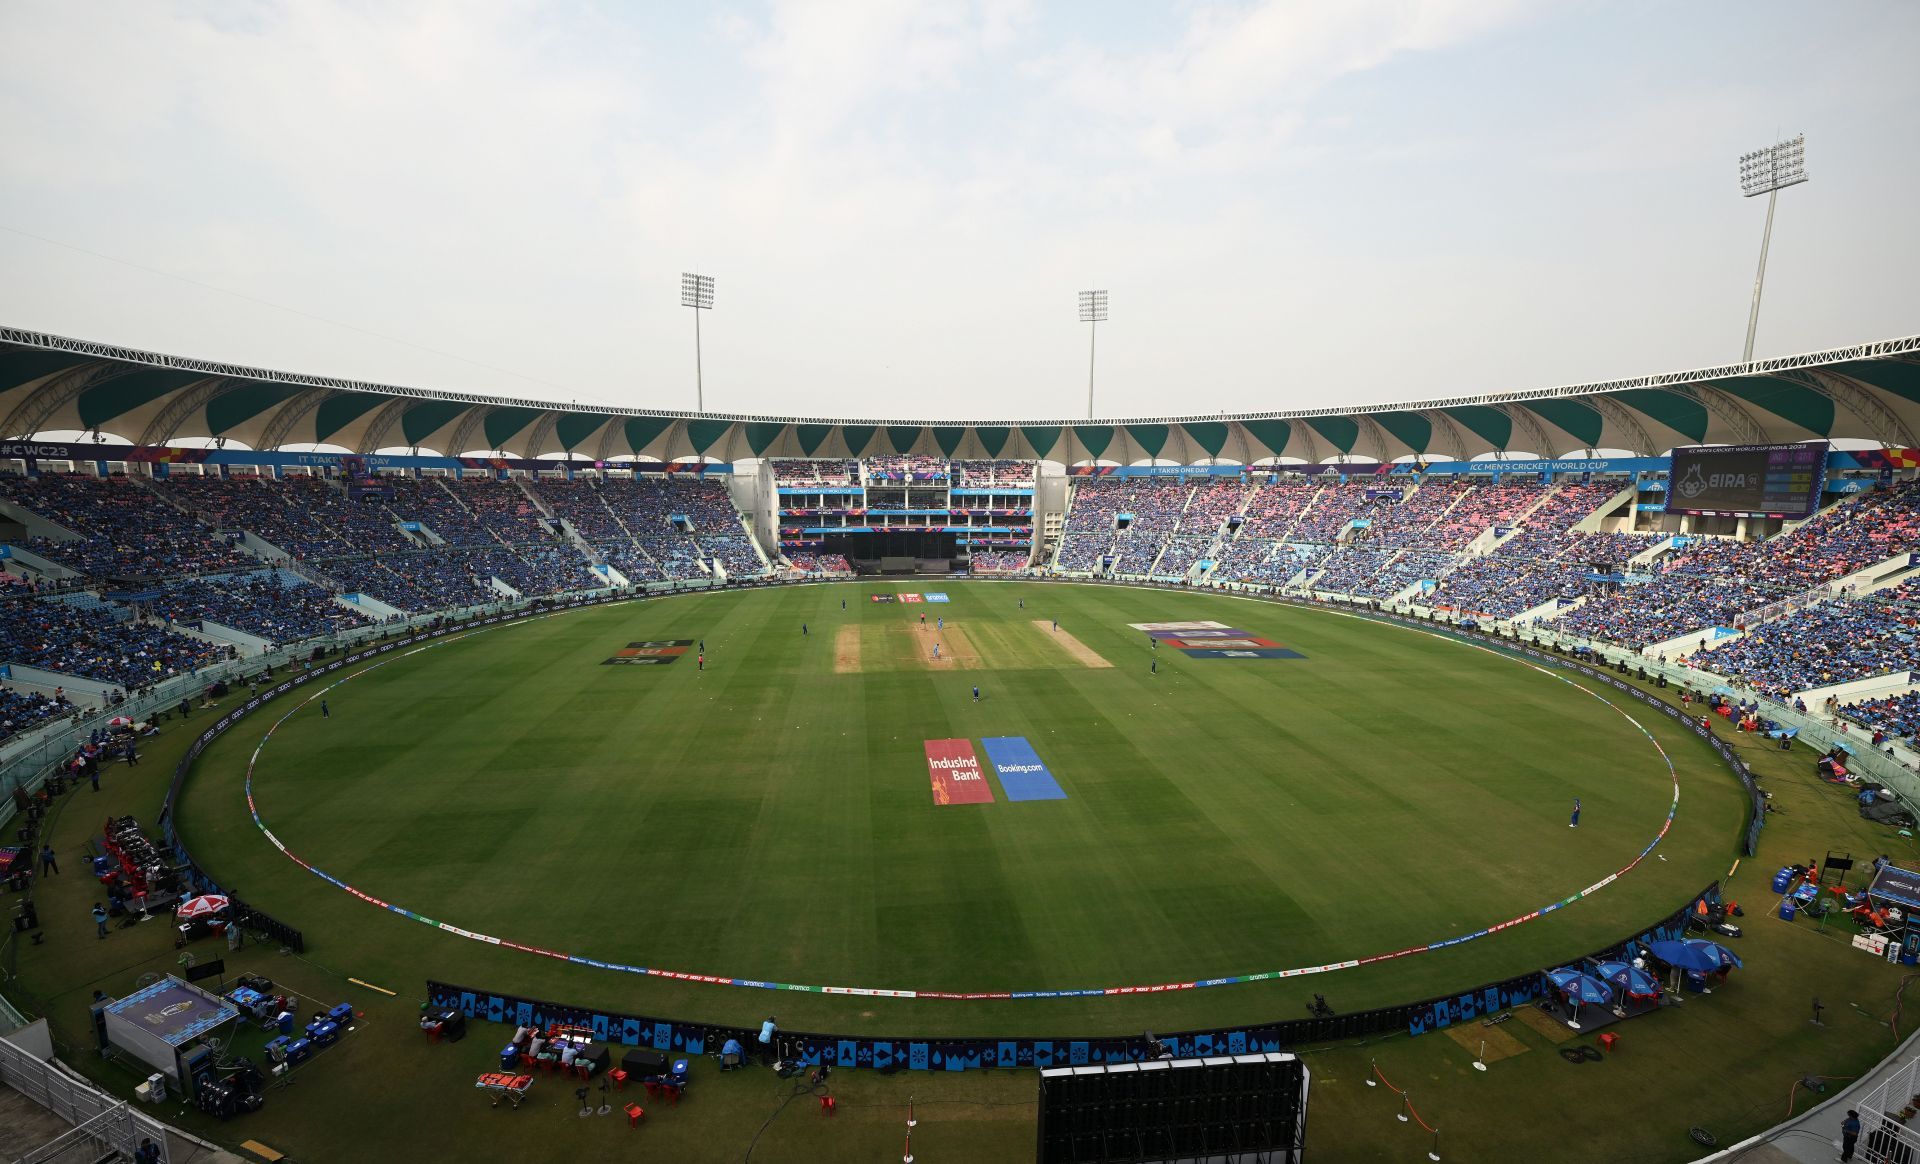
top-left (643, 1080), bottom-right (662, 1097)
top-left (624, 1102), bottom-right (646, 1128)
top-left (574, 1061), bottom-right (593, 1082)
top-left (819, 1095), bottom-right (836, 1115)
top-left (660, 1083), bottom-right (682, 1106)
top-left (518, 1053), bottom-right (536, 1071)
top-left (1599, 1032), bottom-right (1619, 1053)
top-left (609, 1070), bottom-right (629, 1091)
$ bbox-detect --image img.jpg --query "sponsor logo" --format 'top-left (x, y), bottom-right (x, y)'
top-left (924, 593), bottom-right (950, 603)
top-left (870, 594), bottom-right (898, 603)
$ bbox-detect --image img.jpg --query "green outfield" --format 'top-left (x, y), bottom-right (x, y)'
top-left (172, 580), bottom-right (1746, 1038)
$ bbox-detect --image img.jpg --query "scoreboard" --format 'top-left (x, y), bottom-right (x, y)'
top-left (1666, 442), bottom-right (1827, 518)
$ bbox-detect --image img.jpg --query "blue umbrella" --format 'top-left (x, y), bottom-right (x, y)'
top-left (1546, 967), bottom-right (1613, 1005)
top-left (1647, 940), bottom-right (1720, 974)
top-left (1595, 960), bottom-right (1661, 998)
top-left (1681, 938), bottom-right (1742, 970)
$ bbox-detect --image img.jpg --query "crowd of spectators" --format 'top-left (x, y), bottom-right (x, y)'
top-left (1412, 481), bottom-right (1548, 551)
top-left (866, 456), bottom-right (947, 479)
top-left (1151, 536), bottom-right (1219, 577)
top-left (151, 575), bottom-right (372, 644)
top-left (1693, 601), bottom-right (1918, 698)
top-left (1349, 481), bottom-right (1468, 550)
top-left (0, 683), bottom-right (76, 740)
top-left (1432, 558), bottom-right (1589, 618)
top-left (772, 460), bottom-right (860, 486)
top-left (0, 598), bottom-right (230, 688)
top-left (534, 478), bottom-right (632, 543)
top-left (1665, 482), bottom-right (1920, 594)
top-left (1235, 481), bottom-right (1317, 540)
top-left (954, 460), bottom-right (1036, 487)
top-left (1844, 690), bottom-right (1919, 745)
top-left (784, 552), bottom-right (852, 574)
top-left (968, 550), bottom-right (1030, 572)
top-left (322, 552), bottom-right (499, 612)
top-left (0, 473), bottom-right (252, 578)
top-left (1553, 574), bottom-right (1775, 649)
top-left (1286, 483), bottom-right (1376, 546)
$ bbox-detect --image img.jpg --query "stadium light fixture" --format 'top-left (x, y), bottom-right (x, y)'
top-left (681, 272), bottom-right (715, 412)
top-left (1736, 135), bottom-right (1807, 363)
top-left (1079, 290), bottom-right (1108, 419)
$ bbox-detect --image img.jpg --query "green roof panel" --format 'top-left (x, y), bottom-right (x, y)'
top-left (933, 427), bottom-right (966, 458)
top-left (312, 392), bottom-right (387, 443)
top-left (400, 401), bottom-right (470, 447)
top-left (1183, 422), bottom-right (1229, 458)
top-left (553, 413), bottom-right (607, 452)
top-left (1304, 416), bottom-right (1360, 454)
top-left (1717, 376), bottom-right (1835, 436)
top-left (1835, 360), bottom-right (1920, 407)
top-left (684, 419), bottom-right (732, 455)
top-left (1020, 426), bottom-right (1061, 458)
top-left (624, 417), bottom-right (674, 455)
top-left (1442, 405), bottom-right (1512, 451)
top-left (885, 426), bottom-right (921, 454)
top-left (1073, 425), bottom-right (1113, 460)
top-left (795, 424), bottom-right (833, 456)
top-left (1608, 389), bottom-right (1709, 443)
top-left (1521, 399), bottom-right (1605, 449)
top-left (1241, 419), bottom-right (1292, 459)
top-left (482, 406), bottom-right (543, 451)
top-left (1125, 424), bottom-right (1169, 459)
top-left (974, 426), bottom-right (1010, 458)
top-left (0, 349), bottom-right (95, 391)
top-left (205, 383), bottom-right (301, 437)
top-left (75, 369), bottom-right (201, 429)
top-left (1371, 411), bottom-right (1432, 455)
top-left (839, 426), bottom-right (877, 457)
top-left (744, 422), bottom-right (785, 456)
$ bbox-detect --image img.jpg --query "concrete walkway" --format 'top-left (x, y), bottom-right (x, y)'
top-left (1696, 1025), bottom-right (1919, 1162)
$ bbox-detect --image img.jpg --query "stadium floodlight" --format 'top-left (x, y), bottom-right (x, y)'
top-left (1736, 135), bottom-right (1807, 363)
top-left (681, 272), bottom-right (715, 411)
top-left (1079, 290), bottom-right (1108, 419)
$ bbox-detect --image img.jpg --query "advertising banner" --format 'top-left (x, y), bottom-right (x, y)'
top-left (925, 739), bottom-right (995, 805)
top-left (981, 737), bottom-right (1067, 801)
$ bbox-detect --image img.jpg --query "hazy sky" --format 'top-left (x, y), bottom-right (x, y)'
top-left (2, 1), bottom-right (1916, 423)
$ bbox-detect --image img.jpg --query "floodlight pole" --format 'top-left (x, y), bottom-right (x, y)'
top-left (1087, 319), bottom-right (1098, 419)
top-left (681, 272), bottom-right (715, 412)
top-left (1737, 135), bottom-right (1807, 363)
top-left (1743, 187), bottom-right (1778, 364)
top-left (694, 307), bottom-right (704, 412)
top-left (1079, 290), bottom-right (1108, 419)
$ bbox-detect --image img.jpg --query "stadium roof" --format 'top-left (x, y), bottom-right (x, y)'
top-left (3, 325), bottom-right (1918, 465)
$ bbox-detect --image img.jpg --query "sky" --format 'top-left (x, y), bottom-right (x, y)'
top-left (2, 1), bottom-right (1917, 424)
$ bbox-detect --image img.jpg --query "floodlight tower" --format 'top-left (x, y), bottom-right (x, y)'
top-left (1079, 290), bottom-right (1108, 419)
top-left (1737, 135), bottom-right (1807, 362)
top-left (681, 272), bottom-right (715, 411)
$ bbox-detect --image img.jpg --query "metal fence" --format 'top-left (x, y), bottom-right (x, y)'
top-left (0, 1034), bottom-right (173, 1164)
top-left (1852, 1050), bottom-right (1920, 1162)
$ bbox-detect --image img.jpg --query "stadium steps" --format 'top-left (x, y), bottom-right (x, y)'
top-left (1629, 536), bottom-right (1681, 567)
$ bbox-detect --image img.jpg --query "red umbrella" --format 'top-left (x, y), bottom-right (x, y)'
top-left (176, 895), bottom-right (230, 921)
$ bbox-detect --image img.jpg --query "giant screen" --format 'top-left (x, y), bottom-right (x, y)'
top-left (1666, 442), bottom-right (1828, 518)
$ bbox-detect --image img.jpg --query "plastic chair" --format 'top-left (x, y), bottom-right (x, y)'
top-left (609, 1069), bottom-right (628, 1090)
top-left (624, 1102), bottom-right (646, 1128)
